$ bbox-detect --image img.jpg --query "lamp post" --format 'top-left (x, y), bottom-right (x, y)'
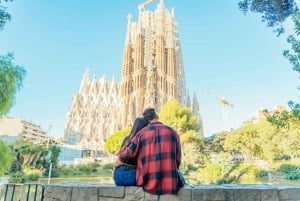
top-left (47, 161), bottom-right (52, 184)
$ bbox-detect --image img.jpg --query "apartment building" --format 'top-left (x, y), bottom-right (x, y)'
top-left (0, 116), bottom-right (49, 144)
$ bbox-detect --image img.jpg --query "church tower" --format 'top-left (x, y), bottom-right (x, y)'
top-left (64, 0), bottom-right (203, 155)
top-left (120, 0), bottom-right (187, 126)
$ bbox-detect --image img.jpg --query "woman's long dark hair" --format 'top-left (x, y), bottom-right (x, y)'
top-left (119, 117), bottom-right (148, 152)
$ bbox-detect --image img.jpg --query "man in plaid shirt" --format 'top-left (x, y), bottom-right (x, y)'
top-left (114, 108), bottom-right (184, 195)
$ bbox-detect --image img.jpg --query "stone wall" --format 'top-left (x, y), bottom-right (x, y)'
top-left (1, 184), bottom-right (300, 201)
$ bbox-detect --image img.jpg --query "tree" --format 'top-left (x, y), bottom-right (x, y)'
top-left (223, 121), bottom-right (263, 160)
top-left (238, 0), bottom-right (299, 35)
top-left (0, 1), bottom-right (26, 116)
top-left (0, 0), bottom-right (12, 31)
top-left (158, 101), bottom-right (205, 169)
top-left (105, 127), bottom-right (131, 155)
top-left (12, 140), bottom-right (49, 171)
top-left (223, 119), bottom-right (300, 161)
top-left (267, 101), bottom-right (300, 129)
top-left (0, 53), bottom-right (26, 116)
top-left (158, 100), bottom-right (201, 137)
top-left (0, 140), bottom-right (13, 176)
top-left (283, 13), bottom-right (300, 75)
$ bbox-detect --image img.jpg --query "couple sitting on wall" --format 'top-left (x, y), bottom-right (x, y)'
top-left (113, 108), bottom-right (185, 195)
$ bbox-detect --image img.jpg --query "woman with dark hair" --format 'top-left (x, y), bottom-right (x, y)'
top-left (113, 117), bottom-right (149, 186)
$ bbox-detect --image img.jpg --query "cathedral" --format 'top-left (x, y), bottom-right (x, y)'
top-left (64, 0), bottom-right (203, 157)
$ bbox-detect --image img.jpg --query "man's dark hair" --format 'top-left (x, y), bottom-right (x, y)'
top-left (142, 108), bottom-right (156, 121)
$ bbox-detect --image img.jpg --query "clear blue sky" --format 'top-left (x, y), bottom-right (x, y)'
top-left (1, 0), bottom-right (299, 138)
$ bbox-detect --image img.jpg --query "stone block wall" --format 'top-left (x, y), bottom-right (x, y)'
top-left (1, 184), bottom-right (300, 201)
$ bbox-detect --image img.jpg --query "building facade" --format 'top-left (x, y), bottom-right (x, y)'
top-left (0, 116), bottom-right (50, 144)
top-left (64, 0), bottom-right (203, 156)
top-left (64, 73), bottom-right (122, 156)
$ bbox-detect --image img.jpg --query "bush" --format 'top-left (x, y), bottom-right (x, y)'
top-left (274, 155), bottom-right (291, 161)
top-left (279, 164), bottom-right (298, 174)
top-left (216, 177), bottom-right (236, 184)
top-left (103, 163), bottom-right (114, 170)
top-left (50, 168), bottom-right (60, 177)
top-left (187, 164), bottom-right (198, 171)
top-left (196, 163), bottom-right (222, 184)
top-left (279, 164), bottom-right (300, 180)
top-left (255, 170), bottom-right (268, 178)
top-left (26, 173), bottom-right (40, 181)
top-left (282, 170), bottom-right (300, 180)
top-left (9, 172), bottom-right (26, 183)
top-left (23, 167), bottom-right (42, 181)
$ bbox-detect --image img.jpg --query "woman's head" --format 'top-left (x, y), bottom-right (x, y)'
top-left (120, 117), bottom-right (149, 151)
top-left (129, 117), bottom-right (149, 139)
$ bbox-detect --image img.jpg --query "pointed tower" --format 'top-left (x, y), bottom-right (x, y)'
top-left (192, 92), bottom-right (204, 137)
top-left (120, 0), bottom-right (188, 126)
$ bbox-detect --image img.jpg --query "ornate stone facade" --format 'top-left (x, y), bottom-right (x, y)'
top-left (64, 71), bottom-right (122, 155)
top-left (64, 0), bottom-right (203, 156)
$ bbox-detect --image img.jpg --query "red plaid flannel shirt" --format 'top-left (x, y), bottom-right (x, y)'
top-left (118, 122), bottom-right (182, 195)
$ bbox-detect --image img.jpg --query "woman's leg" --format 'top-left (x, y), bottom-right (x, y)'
top-left (114, 166), bottom-right (137, 186)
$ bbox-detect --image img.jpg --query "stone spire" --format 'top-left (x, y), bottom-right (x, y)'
top-left (155, 0), bottom-right (165, 36)
top-left (192, 92), bottom-right (204, 137)
top-left (125, 14), bottom-right (132, 44)
top-left (79, 69), bottom-right (90, 94)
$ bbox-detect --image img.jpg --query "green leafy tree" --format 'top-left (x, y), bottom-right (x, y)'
top-left (0, 0), bottom-right (12, 31)
top-left (0, 53), bottom-right (26, 116)
top-left (223, 122), bottom-right (262, 160)
top-left (267, 101), bottom-right (300, 129)
top-left (159, 100), bottom-right (201, 136)
top-left (104, 127), bottom-right (131, 155)
top-left (238, 0), bottom-right (299, 35)
top-left (223, 119), bottom-right (300, 161)
top-left (208, 132), bottom-right (229, 153)
top-left (159, 101), bottom-right (205, 171)
top-left (269, 11), bottom-right (300, 135)
top-left (266, 103), bottom-right (300, 158)
top-left (0, 140), bottom-right (13, 176)
top-left (283, 12), bottom-right (300, 76)
top-left (10, 140), bottom-right (61, 178)
top-left (0, 1), bottom-right (26, 116)
top-left (13, 140), bottom-right (48, 169)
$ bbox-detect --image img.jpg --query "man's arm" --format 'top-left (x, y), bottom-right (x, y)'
top-left (117, 134), bottom-right (141, 165)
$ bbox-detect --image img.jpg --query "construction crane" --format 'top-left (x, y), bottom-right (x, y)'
top-left (205, 91), bottom-right (233, 132)
top-left (138, 0), bottom-right (155, 10)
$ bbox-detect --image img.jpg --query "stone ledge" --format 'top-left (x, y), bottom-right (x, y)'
top-left (1, 184), bottom-right (300, 201)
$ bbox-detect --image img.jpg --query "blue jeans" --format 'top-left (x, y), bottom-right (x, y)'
top-left (114, 165), bottom-right (137, 186)
top-left (178, 171), bottom-right (186, 187)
